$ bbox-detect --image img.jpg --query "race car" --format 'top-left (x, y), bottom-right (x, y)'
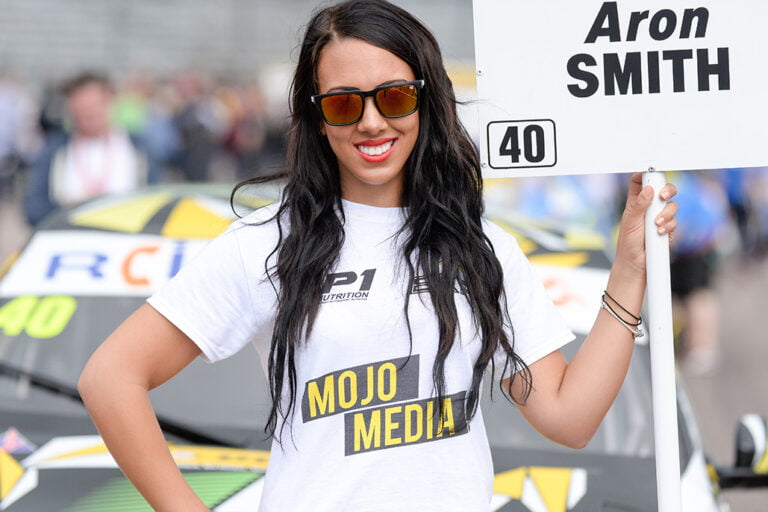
top-left (1, 183), bottom-right (766, 511)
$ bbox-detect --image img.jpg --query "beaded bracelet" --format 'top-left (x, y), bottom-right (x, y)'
top-left (601, 291), bottom-right (643, 338)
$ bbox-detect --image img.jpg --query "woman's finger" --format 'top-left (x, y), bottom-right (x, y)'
top-left (624, 183), bottom-right (654, 222)
top-left (659, 183), bottom-right (677, 201)
top-left (657, 218), bottom-right (677, 235)
top-left (655, 201), bottom-right (679, 226)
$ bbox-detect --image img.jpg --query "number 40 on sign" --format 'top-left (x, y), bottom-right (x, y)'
top-left (487, 119), bottom-right (557, 170)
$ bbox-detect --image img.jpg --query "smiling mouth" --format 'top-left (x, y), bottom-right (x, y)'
top-left (356, 139), bottom-right (395, 156)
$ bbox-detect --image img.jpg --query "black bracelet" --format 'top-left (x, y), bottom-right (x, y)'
top-left (601, 298), bottom-right (642, 327)
top-left (601, 298), bottom-right (644, 338)
top-left (603, 290), bottom-right (641, 323)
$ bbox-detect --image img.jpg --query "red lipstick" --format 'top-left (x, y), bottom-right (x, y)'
top-left (355, 138), bottom-right (397, 163)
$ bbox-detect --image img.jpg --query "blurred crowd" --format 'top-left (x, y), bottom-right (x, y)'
top-left (487, 168), bottom-right (768, 375)
top-left (487, 170), bottom-right (768, 262)
top-left (0, 69), bottom-right (289, 224)
top-left (3, 69), bottom-right (768, 376)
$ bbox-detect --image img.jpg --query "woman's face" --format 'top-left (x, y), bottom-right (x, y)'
top-left (316, 37), bottom-right (420, 207)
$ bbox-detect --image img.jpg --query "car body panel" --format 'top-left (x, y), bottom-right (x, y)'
top-left (0, 185), bottom-right (726, 510)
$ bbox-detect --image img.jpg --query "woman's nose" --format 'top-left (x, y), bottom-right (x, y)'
top-left (356, 97), bottom-right (387, 134)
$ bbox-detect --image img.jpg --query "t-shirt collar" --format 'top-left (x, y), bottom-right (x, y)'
top-left (341, 198), bottom-right (406, 225)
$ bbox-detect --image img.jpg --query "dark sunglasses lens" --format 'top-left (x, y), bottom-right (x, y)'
top-left (376, 84), bottom-right (419, 117)
top-left (320, 93), bottom-right (363, 125)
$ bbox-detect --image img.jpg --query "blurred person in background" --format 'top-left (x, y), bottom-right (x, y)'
top-left (37, 82), bottom-right (67, 136)
top-left (719, 167), bottom-right (766, 261)
top-left (23, 71), bottom-right (161, 226)
top-left (744, 167), bottom-right (768, 259)
top-left (720, 167), bottom-right (768, 261)
top-left (171, 71), bottom-right (223, 182)
top-left (670, 171), bottom-right (730, 375)
top-left (0, 73), bottom-right (41, 196)
top-left (113, 73), bottom-right (181, 175)
top-left (221, 81), bottom-right (269, 179)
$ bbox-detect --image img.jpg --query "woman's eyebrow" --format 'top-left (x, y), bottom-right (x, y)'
top-left (326, 86), bottom-right (360, 93)
top-left (377, 79), bottom-right (410, 87)
top-left (325, 79), bottom-right (411, 94)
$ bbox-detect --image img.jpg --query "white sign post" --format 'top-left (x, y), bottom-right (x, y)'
top-left (643, 167), bottom-right (680, 510)
top-left (473, 1), bottom-right (768, 510)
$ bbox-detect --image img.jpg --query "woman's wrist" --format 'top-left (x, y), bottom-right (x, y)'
top-left (605, 261), bottom-right (646, 316)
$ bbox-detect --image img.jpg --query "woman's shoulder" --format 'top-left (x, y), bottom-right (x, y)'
top-left (481, 217), bottom-right (523, 256)
top-left (225, 201), bottom-right (285, 244)
top-left (237, 201), bottom-right (283, 225)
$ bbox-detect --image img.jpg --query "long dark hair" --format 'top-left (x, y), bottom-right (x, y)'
top-left (233, 0), bottom-right (531, 441)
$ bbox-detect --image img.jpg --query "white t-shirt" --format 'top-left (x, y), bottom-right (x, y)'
top-left (148, 199), bottom-right (574, 512)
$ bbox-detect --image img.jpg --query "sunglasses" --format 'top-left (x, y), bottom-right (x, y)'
top-left (311, 80), bottom-right (425, 126)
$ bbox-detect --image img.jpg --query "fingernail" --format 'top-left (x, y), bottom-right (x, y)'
top-left (658, 226), bottom-right (666, 234)
top-left (656, 217), bottom-right (665, 226)
top-left (643, 186), bottom-right (653, 199)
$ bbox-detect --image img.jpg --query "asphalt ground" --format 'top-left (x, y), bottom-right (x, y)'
top-left (2, 185), bottom-right (767, 510)
top-left (679, 254), bottom-right (768, 511)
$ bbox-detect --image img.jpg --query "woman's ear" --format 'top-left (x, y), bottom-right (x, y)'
top-left (320, 123), bottom-right (326, 136)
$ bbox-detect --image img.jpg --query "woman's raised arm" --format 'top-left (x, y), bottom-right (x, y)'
top-left (505, 173), bottom-right (678, 449)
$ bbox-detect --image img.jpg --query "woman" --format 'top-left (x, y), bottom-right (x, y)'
top-left (78, 1), bottom-right (678, 510)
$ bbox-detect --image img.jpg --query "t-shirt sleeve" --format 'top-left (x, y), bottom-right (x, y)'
top-left (486, 221), bottom-right (575, 379)
top-left (147, 220), bottom-right (275, 363)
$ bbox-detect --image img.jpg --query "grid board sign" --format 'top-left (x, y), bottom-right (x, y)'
top-left (473, 1), bottom-right (768, 178)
